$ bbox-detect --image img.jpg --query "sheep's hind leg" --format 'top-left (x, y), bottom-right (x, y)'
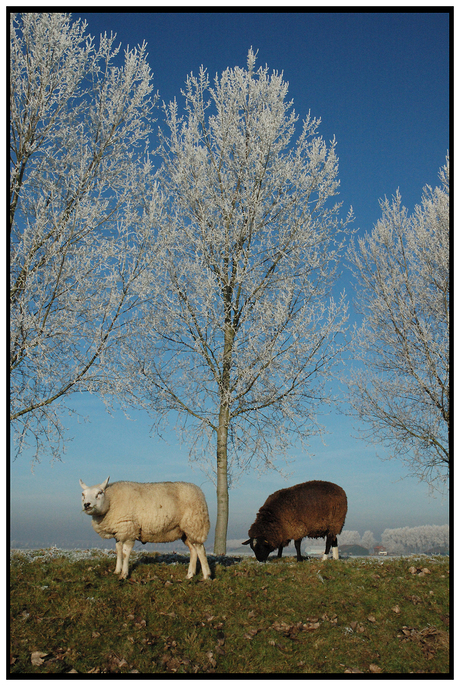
top-left (182, 535), bottom-right (198, 579)
top-left (195, 542), bottom-right (211, 579)
top-left (119, 540), bottom-right (135, 579)
top-left (322, 534), bottom-right (333, 561)
top-left (331, 535), bottom-right (339, 560)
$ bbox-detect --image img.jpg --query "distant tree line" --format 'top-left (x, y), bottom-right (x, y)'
top-left (380, 524), bottom-right (449, 554)
top-left (331, 525), bottom-right (449, 554)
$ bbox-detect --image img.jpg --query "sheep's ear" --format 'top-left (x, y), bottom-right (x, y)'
top-left (100, 476), bottom-right (110, 491)
top-left (79, 479), bottom-right (88, 490)
top-left (242, 539), bottom-right (252, 546)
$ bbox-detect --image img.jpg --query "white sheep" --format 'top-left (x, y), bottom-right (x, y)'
top-left (79, 477), bottom-right (211, 580)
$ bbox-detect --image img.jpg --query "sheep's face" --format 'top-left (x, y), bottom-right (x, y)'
top-left (242, 537), bottom-right (274, 562)
top-left (79, 477), bottom-right (110, 516)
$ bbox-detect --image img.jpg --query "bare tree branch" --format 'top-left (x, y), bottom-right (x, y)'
top-left (346, 157), bottom-right (449, 492)
top-left (123, 49), bottom-right (352, 552)
top-left (10, 12), bottom-right (161, 463)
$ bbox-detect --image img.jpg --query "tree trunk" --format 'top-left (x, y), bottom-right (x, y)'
top-left (213, 289), bottom-right (234, 555)
top-left (214, 409), bottom-right (229, 554)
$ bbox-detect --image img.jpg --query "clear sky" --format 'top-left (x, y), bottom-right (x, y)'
top-left (10, 10), bottom-right (450, 551)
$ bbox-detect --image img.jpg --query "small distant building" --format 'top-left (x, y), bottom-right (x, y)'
top-left (374, 545), bottom-right (387, 556)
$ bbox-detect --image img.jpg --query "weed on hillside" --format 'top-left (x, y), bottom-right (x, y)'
top-left (10, 549), bottom-right (450, 675)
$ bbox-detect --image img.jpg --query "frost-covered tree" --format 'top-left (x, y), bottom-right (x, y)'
top-left (360, 530), bottom-right (377, 551)
top-left (381, 524), bottom-right (449, 553)
top-left (347, 158), bottom-right (449, 492)
top-left (126, 49), bottom-right (352, 554)
top-left (10, 13), bottom-right (160, 461)
top-left (338, 530), bottom-right (361, 546)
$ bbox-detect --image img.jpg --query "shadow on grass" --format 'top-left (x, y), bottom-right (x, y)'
top-left (130, 551), bottom-right (245, 578)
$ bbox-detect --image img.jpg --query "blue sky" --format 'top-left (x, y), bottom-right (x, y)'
top-left (10, 10), bottom-right (450, 551)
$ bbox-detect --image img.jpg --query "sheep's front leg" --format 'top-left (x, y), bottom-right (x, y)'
top-left (115, 540), bottom-right (123, 574)
top-left (119, 540), bottom-right (135, 580)
top-left (294, 539), bottom-right (303, 562)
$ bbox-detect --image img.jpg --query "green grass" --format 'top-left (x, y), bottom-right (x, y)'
top-left (10, 549), bottom-right (450, 675)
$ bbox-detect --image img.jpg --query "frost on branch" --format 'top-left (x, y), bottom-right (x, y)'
top-left (10, 12), bottom-right (161, 462)
top-left (124, 49), bottom-right (353, 552)
top-left (347, 157), bottom-right (449, 492)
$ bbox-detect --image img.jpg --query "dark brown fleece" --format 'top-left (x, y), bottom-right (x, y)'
top-left (247, 480), bottom-right (347, 548)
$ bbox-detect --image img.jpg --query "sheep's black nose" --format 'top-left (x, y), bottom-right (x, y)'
top-left (84, 503), bottom-right (91, 510)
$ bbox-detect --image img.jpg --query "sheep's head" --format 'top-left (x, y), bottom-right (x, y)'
top-left (242, 537), bottom-right (274, 562)
top-left (79, 477), bottom-right (110, 515)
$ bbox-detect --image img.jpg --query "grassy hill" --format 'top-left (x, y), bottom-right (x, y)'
top-left (10, 548), bottom-right (450, 675)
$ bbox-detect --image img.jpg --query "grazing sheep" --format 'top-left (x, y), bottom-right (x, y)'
top-left (79, 477), bottom-right (211, 580)
top-left (243, 480), bottom-right (347, 562)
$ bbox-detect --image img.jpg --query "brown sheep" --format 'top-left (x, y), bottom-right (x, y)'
top-left (242, 480), bottom-right (347, 562)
